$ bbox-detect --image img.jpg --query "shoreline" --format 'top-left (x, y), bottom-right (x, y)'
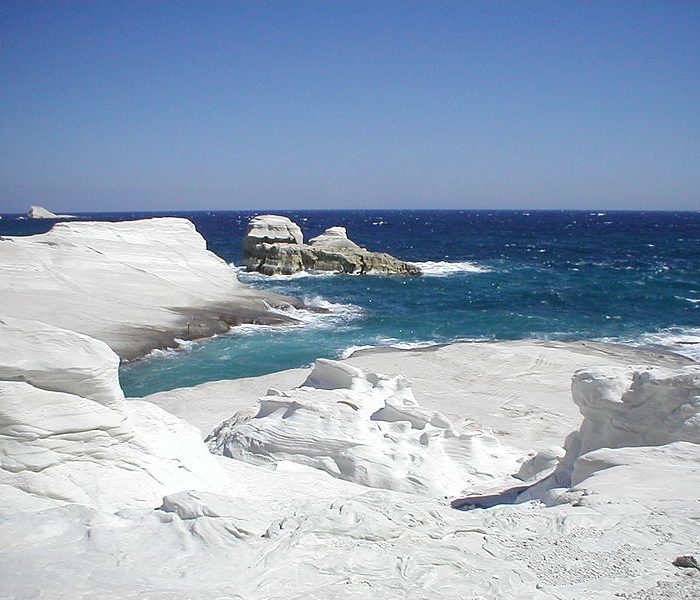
top-left (140, 337), bottom-right (693, 447)
top-left (347, 336), bottom-right (697, 364)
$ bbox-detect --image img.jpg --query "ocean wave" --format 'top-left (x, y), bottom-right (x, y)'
top-left (140, 337), bottom-right (200, 360)
top-left (598, 327), bottom-right (700, 362)
top-left (413, 260), bottom-right (491, 275)
top-left (231, 264), bottom-right (337, 281)
top-left (339, 336), bottom-right (491, 359)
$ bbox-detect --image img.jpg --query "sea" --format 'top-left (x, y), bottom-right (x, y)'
top-left (2, 209), bottom-right (699, 397)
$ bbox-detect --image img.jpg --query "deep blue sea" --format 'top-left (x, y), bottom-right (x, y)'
top-left (2, 209), bottom-right (699, 397)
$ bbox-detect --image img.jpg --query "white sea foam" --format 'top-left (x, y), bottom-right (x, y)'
top-left (412, 260), bottom-right (491, 275)
top-left (598, 327), bottom-right (700, 362)
top-left (141, 337), bottom-right (200, 360)
top-left (231, 264), bottom-right (337, 280)
top-left (230, 297), bottom-right (364, 337)
top-left (340, 337), bottom-right (491, 359)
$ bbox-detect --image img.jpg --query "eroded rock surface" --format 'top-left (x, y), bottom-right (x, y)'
top-left (0, 217), bottom-right (301, 358)
top-left (0, 318), bottom-right (225, 512)
top-left (207, 358), bottom-right (521, 496)
top-left (242, 215), bottom-right (421, 275)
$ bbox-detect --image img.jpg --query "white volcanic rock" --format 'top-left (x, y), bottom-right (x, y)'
top-left (0, 317), bottom-right (226, 512)
top-left (308, 226), bottom-right (360, 250)
top-left (2, 335), bottom-right (700, 599)
top-left (0, 217), bottom-right (300, 359)
top-left (0, 316), bottom-right (123, 406)
top-left (27, 205), bottom-right (76, 218)
top-left (516, 363), bottom-right (700, 505)
top-left (243, 214), bottom-right (304, 244)
top-left (144, 340), bottom-right (691, 445)
top-left (560, 365), bottom-right (700, 487)
top-left (207, 358), bottom-right (522, 496)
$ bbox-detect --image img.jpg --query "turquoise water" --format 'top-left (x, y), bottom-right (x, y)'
top-left (2, 209), bottom-right (699, 396)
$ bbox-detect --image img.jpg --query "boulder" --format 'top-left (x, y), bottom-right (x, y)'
top-left (242, 216), bottom-right (421, 276)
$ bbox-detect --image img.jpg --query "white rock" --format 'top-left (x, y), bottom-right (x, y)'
top-left (0, 317), bottom-right (226, 512)
top-left (207, 358), bottom-right (522, 496)
top-left (0, 217), bottom-right (298, 358)
top-left (2, 335), bottom-right (700, 599)
top-left (0, 316), bottom-right (123, 406)
top-left (243, 214), bottom-right (303, 244)
top-left (308, 226), bottom-right (361, 250)
top-left (520, 363), bottom-right (700, 500)
top-left (145, 339), bottom-right (690, 446)
top-left (27, 205), bottom-right (76, 218)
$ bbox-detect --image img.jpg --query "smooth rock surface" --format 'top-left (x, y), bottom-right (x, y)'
top-left (143, 340), bottom-right (692, 447)
top-left (0, 217), bottom-right (301, 359)
top-left (0, 318), bottom-right (226, 512)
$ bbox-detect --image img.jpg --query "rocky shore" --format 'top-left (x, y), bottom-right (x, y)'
top-left (1, 216), bottom-right (699, 599)
top-left (2, 325), bottom-right (699, 599)
top-left (242, 214), bottom-right (422, 275)
top-left (0, 217), bottom-right (302, 359)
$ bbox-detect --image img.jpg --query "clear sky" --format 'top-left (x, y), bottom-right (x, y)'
top-left (1, 1), bottom-right (699, 212)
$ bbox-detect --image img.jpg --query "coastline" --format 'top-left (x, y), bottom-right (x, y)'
top-left (0, 217), bottom-right (304, 360)
top-left (2, 214), bottom-right (699, 598)
top-left (141, 338), bottom-right (692, 448)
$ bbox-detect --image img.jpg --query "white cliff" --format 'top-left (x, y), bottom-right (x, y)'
top-left (0, 217), bottom-right (301, 359)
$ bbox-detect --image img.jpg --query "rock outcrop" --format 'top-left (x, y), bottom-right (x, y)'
top-left (0, 217), bottom-right (302, 359)
top-left (0, 317), bottom-right (226, 511)
top-left (517, 363), bottom-right (700, 503)
top-left (207, 358), bottom-right (520, 496)
top-left (241, 215), bottom-right (421, 275)
top-left (27, 205), bottom-right (76, 219)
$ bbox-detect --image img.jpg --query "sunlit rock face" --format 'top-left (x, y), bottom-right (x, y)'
top-left (0, 217), bottom-right (300, 359)
top-left (518, 364), bottom-right (700, 504)
top-left (207, 358), bottom-right (520, 496)
top-left (241, 215), bottom-right (422, 276)
top-left (0, 317), bottom-right (226, 512)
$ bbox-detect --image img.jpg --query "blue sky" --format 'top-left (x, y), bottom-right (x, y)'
top-left (1, 1), bottom-right (699, 212)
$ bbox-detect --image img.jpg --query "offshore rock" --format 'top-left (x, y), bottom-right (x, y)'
top-left (242, 216), bottom-right (421, 276)
top-left (27, 205), bottom-right (76, 219)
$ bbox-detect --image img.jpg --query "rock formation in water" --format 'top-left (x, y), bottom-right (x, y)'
top-left (0, 217), bottom-right (302, 359)
top-left (241, 214), bottom-right (422, 275)
top-left (27, 205), bottom-right (76, 219)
